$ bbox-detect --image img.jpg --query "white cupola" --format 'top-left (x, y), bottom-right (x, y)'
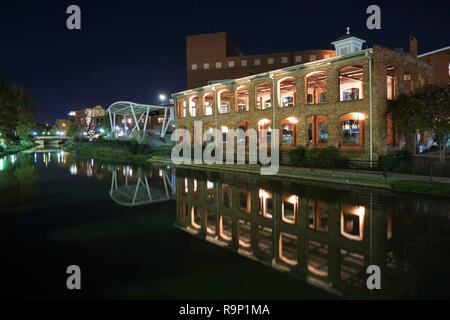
top-left (331, 27), bottom-right (366, 56)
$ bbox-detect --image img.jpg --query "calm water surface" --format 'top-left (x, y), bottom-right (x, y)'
top-left (0, 149), bottom-right (449, 299)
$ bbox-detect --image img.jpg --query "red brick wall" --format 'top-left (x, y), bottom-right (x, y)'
top-left (186, 32), bottom-right (335, 89)
top-left (419, 48), bottom-right (450, 86)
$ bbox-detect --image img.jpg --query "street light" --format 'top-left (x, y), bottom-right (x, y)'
top-left (159, 94), bottom-right (166, 105)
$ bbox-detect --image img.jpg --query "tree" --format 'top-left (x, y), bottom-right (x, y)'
top-left (66, 121), bottom-right (81, 138)
top-left (0, 77), bottom-right (37, 143)
top-left (389, 85), bottom-right (450, 162)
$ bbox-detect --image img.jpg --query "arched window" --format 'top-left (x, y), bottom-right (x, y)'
top-left (204, 123), bottom-right (214, 144)
top-left (281, 117), bottom-right (297, 146)
top-left (340, 205), bottom-right (365, 241)
top-left (339, 66), bottom-right (364, 101)
top-left (218, 89), bottom-right (230, 114)
top-left (282, 194), bottom-right (298, 224)
top-left (257, 119), bottom-right (272, 143)
top-left (307, 115), bottom-right (328, 147)
top-left (340, 113), bottom-right (365, 147)
top-left (191, 206), bottom-right (202, 229)
top-left (386, 66), bottom-right (396, 100)
top-left (189, 96), bottom-right (198, 117)
top-left (177, 99), bottom-right (187, 118)
top-left (307, 240), bottom-right (328, 277)
top-left (305, 72), bottom-right (327, 104)
top-left (236, 121), bottom-right (249, 145)
top-left (278, 77), bottom-right (296, 108)
top-left (220, 215), bottom-right (232, 241)
top-left (203, 93), bottom-right (213, 116)
top-left (308, 200), bottom-right (328, 232)
top-left (220, 123), bottom-right (230, 144)
top-left (235, 86), bottom-right (249, 112)
top-left (279, 233), bottom-right (298, 266)
top-left (255, 82), bottom-right (272, 110)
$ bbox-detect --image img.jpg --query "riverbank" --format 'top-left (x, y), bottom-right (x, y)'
top-left (64, 142), bottom-right (450, 197)
top-left (0, 141), bottom-right (38, 158)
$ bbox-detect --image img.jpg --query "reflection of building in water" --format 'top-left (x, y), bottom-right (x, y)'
top-left (109, 166), bottom-right (175, 206)
top-left (174, 170), bottom-right (431, 299)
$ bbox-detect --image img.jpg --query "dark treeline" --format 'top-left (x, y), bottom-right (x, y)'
top-left (0, 77), bottom-right (37, 144)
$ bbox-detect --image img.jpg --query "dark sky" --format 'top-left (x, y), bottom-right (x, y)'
top-left (1, 0), bottom-right (449, 123)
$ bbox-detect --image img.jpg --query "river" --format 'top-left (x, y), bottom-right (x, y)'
top-left (0, 149), bottom-right (449, 299)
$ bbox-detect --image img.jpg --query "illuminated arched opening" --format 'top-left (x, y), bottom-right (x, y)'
top-left (255, 82), bottom-right (272, 110)
top-left (339, 112), bottom-right (365, 148)
top-left (280, 117), bottom-right (297, 146)
top-left (305, 71), bottom-right (327, 104)
top-left (203, 92), bottom-right (214, 116)
top-left (218, 89), bottom-right (230, 114)
top-left (235, 86), bottom-right (249, 112)
top-left (278, 77), bottom-right (296, 108)
top-left (307, 115), bottom-right (328, 147)
top-left (339, 65), bottom-right (364, 101)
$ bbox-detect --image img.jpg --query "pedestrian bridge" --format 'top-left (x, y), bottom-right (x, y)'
top-left (107, 101), bottom-right (174, 138)
top-left (109, 166), bottom-right (175, 206)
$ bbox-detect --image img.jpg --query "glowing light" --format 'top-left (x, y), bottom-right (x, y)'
top-left (286, 195), bottom-right (298, 204)
top-left (0, 158), bottom-right (3, 171)
top-left (259, 189), bottom-right (269, 199)
top-left (127, 119), bottom-right (132, 124)
top-left (286, 117), bottom-right (298, 124)
top-left (159, 94), bottom-right (166, 103)
top-left (10, 155), bottom-right (15, 164)
top-left (353, 112), bottom-right (365, 120)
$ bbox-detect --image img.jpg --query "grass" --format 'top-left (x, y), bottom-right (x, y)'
top-left (391, 180), bottom-right (450, 197)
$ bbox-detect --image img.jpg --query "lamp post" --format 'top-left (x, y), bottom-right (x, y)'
top-left (159, 94), bottom-right (166, 105)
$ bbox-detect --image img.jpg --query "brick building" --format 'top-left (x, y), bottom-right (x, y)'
top-left (187, 32), bottom-right (335, 89)
top-left (174, 30), bottom-right (433, 162)
top-left (68, 105), bottom-right (106, 131)
top-left (417, 44), bottom-right (450, 86)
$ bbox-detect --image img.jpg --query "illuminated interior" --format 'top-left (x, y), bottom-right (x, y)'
top-left (307, 115), bottom-right (328, 147)
top-left (339, 66), bottom-right (364, 101)
top-left (340, 204), bottom-right (365, 241)
top-left (282, 194), bottom-right (298, 224)
top-left (306, 71), bottom-right (327, 104)
top-left (340, 113), bottom-right (365, 147)
top-left (236, 86), bottom-right (249, 112)
top-left (255, 82), bottom-right (272, 110)
top-left (218, 90), bottom-right (230, 114)
top-left (278, 77), bottom-right (296, 108)
top-left (203, 93), bottom-right (213, 116)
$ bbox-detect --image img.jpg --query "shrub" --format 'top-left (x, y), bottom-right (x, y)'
top-left (288, 147), bottom-right (307, 166)
top-left (304, 147), bottom-right (348, 168)
top-left (380, 150), bottom-right (412, 172)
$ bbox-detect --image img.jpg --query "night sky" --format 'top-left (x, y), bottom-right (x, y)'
top-left (1, 0), bottom-right (449, 123)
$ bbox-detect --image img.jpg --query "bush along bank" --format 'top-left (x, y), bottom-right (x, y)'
top-left (0, 140), bottom-right (38, 157)
top-left (288, 146), bottom-right (350, 169)
top-left (64, 138), bottom-right (173, 163)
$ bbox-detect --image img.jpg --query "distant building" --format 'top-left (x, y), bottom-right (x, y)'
top-left (68, 105), bottom-right (106, 131)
